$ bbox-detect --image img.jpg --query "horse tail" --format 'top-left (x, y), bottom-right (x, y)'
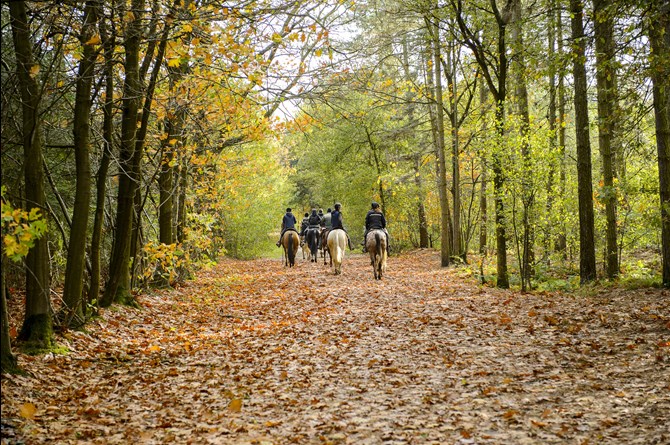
top-left (375, 232), bottom-right (382, 258)
top-left (288, 232), bottom-right (295, 266)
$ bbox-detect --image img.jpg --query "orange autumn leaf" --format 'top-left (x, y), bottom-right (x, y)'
top-left (19, 403), bottom-right (37, 420)
top-left (228, 399), bottom-right (242, 412)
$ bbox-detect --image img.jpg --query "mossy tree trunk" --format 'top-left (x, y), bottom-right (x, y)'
top-left (9, 0), bottom-right (54, 351)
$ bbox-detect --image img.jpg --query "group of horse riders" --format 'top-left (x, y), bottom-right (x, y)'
top-left (276, 202), bottom-right (390, 254)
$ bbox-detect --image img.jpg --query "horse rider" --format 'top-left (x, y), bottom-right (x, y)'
top-left (308, 208), bottom-right (322, 247)
top-left (276, 207), bottom-right (297, 247)
top-left (299, 212), bottom-right (309, 246)
top-left (330, 203), bottom-right (354, 250)
top-left (363, 201), bottom-right (389, 254)
top-left (323, 208), bottom-right (332, 230)
top-left (320, 207), bottom-right (332, 246)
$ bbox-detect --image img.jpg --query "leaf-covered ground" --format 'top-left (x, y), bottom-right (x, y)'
top-left (2, 250), bottom-right (669, 444)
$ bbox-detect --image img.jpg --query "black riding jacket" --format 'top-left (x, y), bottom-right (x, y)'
top-left (308, 211), bottom-right (321, 227)
top-left (365, 210), bottom-right (386, 230)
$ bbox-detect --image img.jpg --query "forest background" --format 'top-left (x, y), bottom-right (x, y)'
top-left (1, 0), bottom-right (669, 372)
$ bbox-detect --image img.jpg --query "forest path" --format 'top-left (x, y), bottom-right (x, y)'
top-left (2, 250), bottom-right (669, 444)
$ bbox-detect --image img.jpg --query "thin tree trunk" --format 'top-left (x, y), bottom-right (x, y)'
top-left (570, 0), bottom-right (597, 284)
top-left (89, 1), bottom-right (116, 305)
top-left (648, 0), bottom-right (670, 287)
top-left (479, 85), bottom-right (488, 254)
top-left (61, 0), bottom-right (98, 327)
top-left (556, 2), bottom-right (568, 255)
top-left (511, 0), bottom-right (534, 291)
top-left (10, 0), bottom-right (54, 350)
top-left (594, 0), bottom-right (619, 279)
top-left (447, 42), bottom-right (462, 259)
top-left (426, 12), bottom-right (453, 266)
top-left (101, 0), bottom-right (145, 308)
top-left (177, 153), bottom-right (188, 244)
top-left (402, 36), bottom-right (429, 249)
top-left (414, 154), bottom-right (430, 248)
top-left (546, 0), bottom-right (557, 259)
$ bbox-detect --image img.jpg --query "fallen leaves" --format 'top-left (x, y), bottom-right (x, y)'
top-left (2, 250), bottom-right (669, 444)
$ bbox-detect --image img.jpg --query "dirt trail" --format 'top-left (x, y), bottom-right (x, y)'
top-left (2, 250), bottom-right (669, 444)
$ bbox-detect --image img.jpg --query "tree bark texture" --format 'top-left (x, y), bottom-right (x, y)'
top-left (593, 0), bottom-right (620, 279)
top-left (89, 2), bottom-right (116, 304)
top-left (648, 0), bottom-right (670, 287)
top-left (570, 0), bottom-right (597, 284)
top-left (511, 0), bottom-right (534, 291)
top-left (9, 0), bottom-right (54, 349)
top-left (61, 0), bottom-right (98, 326)
top-left (101, 0), bottom-right (146, 307)
top-left (427, 12), bottom-right (453, 266)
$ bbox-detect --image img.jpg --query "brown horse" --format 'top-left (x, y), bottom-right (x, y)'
top-left (365, 229), bottom-right (387, 279)
top-left (281, 230), bottom-right (300, 267)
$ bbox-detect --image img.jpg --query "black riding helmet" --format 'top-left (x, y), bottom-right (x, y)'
top-left (371, 201), bottom-right (380, 209)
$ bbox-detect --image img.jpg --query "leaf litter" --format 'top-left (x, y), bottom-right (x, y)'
top-left (2, 250), bottom-right (669, 444)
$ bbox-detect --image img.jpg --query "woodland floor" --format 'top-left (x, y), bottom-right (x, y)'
top-left (1, 249), bottom-right (669, 445)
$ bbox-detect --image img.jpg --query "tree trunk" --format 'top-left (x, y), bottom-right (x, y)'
top-left (61, 0), bottom-right (98, 326)
top-left (479, 85), bottom-right (488, 255)
top-left (648, 0), bottom-right (670, 287)
top-left (89, 3), bottom-right (115, 305)
top-left (402, 36), bottom-right (429, 249)
top-left (570, 0), bottom-right (597, 284)
top-left (546, 0), bottom-right (557, 259)
top-left (447, 42), bottom-right (462, 260)
top-left (556, 2), bottom-right (568, 256)
top-left (594, 0), bottom-right (620, 280)
top-left (177, 153), bottom-right (189, 244)
top-left (426, 12), bottom-right (453, 266)
top-left (415, 154), bottom-right (430, 249)
top-left (10, 0), bottom-right (54, 350)
top-left (511, 0), bottom-right (534, 291)
top-left (101, 0), bottom-right (145, 308)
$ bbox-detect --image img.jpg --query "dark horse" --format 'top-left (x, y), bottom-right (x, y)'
top-left (281, 230), bottom-right (300, 267)
top-left (305, 226), bottom-right (320, 262)
top-left (320, 229), bottom-right (331, 265)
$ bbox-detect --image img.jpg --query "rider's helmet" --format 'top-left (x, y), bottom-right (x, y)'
top-left (286, 207), bottom-right (292, 213)
top-left (371, 201), bottom-right (380, 209)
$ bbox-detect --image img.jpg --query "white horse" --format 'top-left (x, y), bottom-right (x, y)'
top-left (365, 229), bottom-right (388, 280)
top-left (327, 229), bottom-right (347, 275)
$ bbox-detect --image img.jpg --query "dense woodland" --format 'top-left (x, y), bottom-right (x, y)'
top-left (1, 0), bottom-right (669, 374)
